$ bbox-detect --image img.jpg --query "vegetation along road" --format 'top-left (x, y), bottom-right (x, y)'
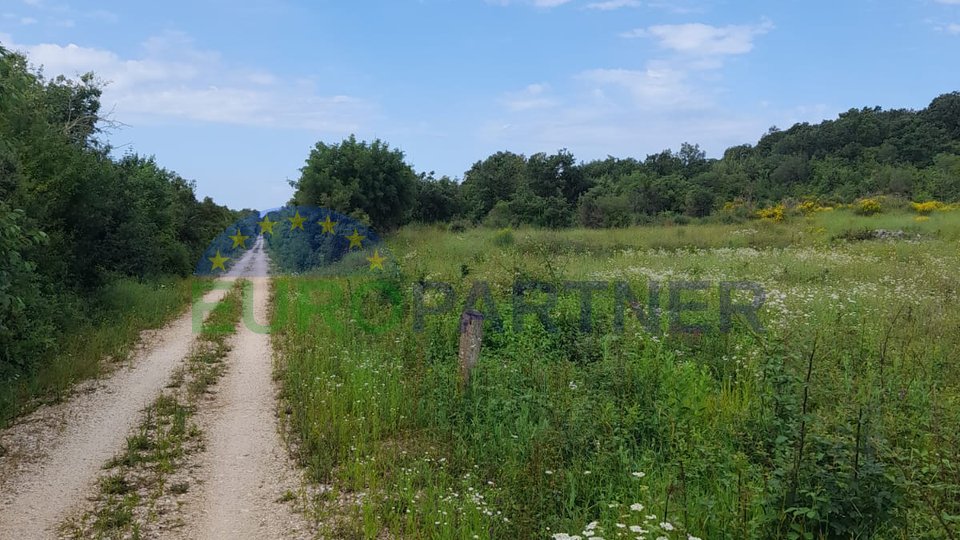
top-left (3, 29), bottom-right (960, 539)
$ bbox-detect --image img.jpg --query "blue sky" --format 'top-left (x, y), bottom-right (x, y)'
top-left (2, 0), bottom-right (959, 210)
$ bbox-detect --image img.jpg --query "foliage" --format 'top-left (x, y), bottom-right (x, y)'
top-left (0, 46), bottom-right (237, 417)
top-left (797, 200), bottom-right (834, 215)
top-left (324, 93), bottom-right (960, 230)
top-left (757, 203), bottom-right (786, 222)
top-left (275, 210), bottom-right (960, 539)
top-left (413, 173), bottom-right (463, 223)
top-left (492, 227), bottom-right (514, 247)
top-left (854, 197), bottom-right (884, 216)
top-left (911, 200), bottom-right (946, 215)
top-left (291, 135), bottom-right (417, 231)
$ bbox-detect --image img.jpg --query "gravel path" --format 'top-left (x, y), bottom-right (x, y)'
top-left (0, 283), bottom-right (231, 539)
top-left (182, 237), bottom-right (313, 539)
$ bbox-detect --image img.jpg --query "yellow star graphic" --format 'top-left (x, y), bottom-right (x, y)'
top-left (319, 215), bottom-right (338, 234)
top-left (229, 229), bottom-right (249, 249)
top-left (346, 229), bottom-right (365, 250)
top-left (258, 215), bottom-right (276, 236)
top-left (367, 249), bottom-right (386, 271)
top-left (288, 211), bottom-right (306, 231)
top-left (209, 250), bottom-right (230, 272)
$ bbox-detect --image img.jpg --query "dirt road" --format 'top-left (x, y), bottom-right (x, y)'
top-left (0, 235), bottom-right (311, 539)
top-left (174, 234), bottom-right (312, 539)
top-left (0, 282), bottom-right (231, 538)
top-left (181, 236), bottom-right (312, 538)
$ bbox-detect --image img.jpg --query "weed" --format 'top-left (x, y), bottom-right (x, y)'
top-left (274, 209), bottom-right (960, 538)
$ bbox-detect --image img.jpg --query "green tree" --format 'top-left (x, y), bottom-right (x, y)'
top-left (461, 151), bottom-right (526, 222)
top-left (292, 135), bottom-right (416, 231)
top-left (413, 173), bottom-right (463, 223)
top-left (0, 46), bottom-right (239, 386)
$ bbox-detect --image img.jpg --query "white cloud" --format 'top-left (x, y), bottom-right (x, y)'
top-left (1, 12), bottom-right (38, 25)
top-left (646, 1), bottom-right (705, 14)
top-left (481, 93), bottom-right (767, 164)
top-left (585, 0), bottom-right (641, 10)
top-left (14, 0), bottom-right (117, 27)
top-left (4, 32), bottom-right (371, 132)
top-left (502, 83), bottom-right (559, 111)
top-left (931, 20), bottom-right (960, 33)
top-left (935, 0), bottom-right (960, 4)
top-left (579, 62), bottom-right (703, 109)
top-left (485, 15), bottom-right (780, 162)
top-left (624, 20), bottom-right (774, 56)
top-left (486, 0), bottom-right (574, 7)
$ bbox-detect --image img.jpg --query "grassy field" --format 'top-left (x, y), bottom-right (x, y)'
top-left (273, 209), bottom-right (960, 539)
top-left (0, 277), bottom-right (213, 427)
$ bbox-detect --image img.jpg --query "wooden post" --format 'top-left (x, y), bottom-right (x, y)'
top-left (458, 310), bottom-right (484, 391)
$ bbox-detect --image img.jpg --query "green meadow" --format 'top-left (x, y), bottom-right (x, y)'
top-left (273, 209), bottom-right (960, 539)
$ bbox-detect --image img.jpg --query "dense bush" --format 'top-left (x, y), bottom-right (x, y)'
top-left (0, 47), bottom-right (238, 394)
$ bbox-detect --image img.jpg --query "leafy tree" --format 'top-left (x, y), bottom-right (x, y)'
top-left (525, 149), bottom-right (592, 204)
top-left (684, 186), bottom-right (715, 218)
top-left (292, 135), bottom-right (416, 231)
top-left (460, 151), bottom-right (526, 222)
top-left (924, 91), bottom-right (960, 139)
top-left (0, 46), bottom-right (239, 385)
top-left (413, 173), bottom-right (463, 223)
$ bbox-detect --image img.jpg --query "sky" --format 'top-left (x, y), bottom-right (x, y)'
top-left (2, 0), bottom-right (959, 210)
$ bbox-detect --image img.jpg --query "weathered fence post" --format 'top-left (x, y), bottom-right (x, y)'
top-left (458, 309), bottom-right (484, 391)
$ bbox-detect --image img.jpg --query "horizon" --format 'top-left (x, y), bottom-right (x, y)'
top-left (2, 0), bottom-right (959, 209)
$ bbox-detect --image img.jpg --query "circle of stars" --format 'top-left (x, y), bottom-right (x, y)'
top-left (210, 210), bottom-right (388, 273)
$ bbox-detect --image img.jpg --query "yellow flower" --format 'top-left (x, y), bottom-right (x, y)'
top-left (756, 204), bottom-right (785, 222)
top-left (911, 201), bottom-right (945, 215)
top-left (854, 198), bottom-right (882, 216)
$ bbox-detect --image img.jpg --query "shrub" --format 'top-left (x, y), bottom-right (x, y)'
top-left (492, 227), bottom-right (515, 247)
top-left (756, 203), bottom-right (786, 222)
top-left (716, 200), bottom-right (753, 223)
top-left (797, 200), bottom-right (834, 215)
top-left (853, 197), bottom-right (883, 216)
top-left (910, 200), bottom-right (945, 215)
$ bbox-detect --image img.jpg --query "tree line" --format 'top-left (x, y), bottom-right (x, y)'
top-left (291, 92), bottom-right (960, 231)
top-left (0, 47), bottom-right (240, 382)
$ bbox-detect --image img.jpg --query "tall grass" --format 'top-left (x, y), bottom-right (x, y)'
top-left (0, 277), bottom-right (212, 426)
top-left (275, 209), bottom-right (960, 538)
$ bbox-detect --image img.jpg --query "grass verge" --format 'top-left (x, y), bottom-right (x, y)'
top-left (0, 277), bottom-right (217, 427)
